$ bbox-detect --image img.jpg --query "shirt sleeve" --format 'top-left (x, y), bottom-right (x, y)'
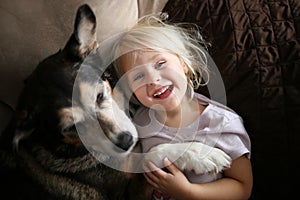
top-left (216, 117), bottom-right (251, 160)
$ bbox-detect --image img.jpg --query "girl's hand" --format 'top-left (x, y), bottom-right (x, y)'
top-left (143, 157), bottom-right (191, 198)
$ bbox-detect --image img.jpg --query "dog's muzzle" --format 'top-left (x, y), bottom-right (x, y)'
top-left (113, 131), bottom-right (134, 152)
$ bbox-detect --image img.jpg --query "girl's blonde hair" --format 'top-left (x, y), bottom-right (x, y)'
top-left (112, 13), bottom-right (210, 103)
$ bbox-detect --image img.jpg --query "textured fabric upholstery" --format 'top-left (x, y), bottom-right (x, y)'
top-left (163, 0), bottom-right (300, 199)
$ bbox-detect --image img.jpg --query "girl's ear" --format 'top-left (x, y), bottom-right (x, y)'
top-left (183, 64), bottom-right (189, 74)
top-left (179, 57), bottom-right (189, 74)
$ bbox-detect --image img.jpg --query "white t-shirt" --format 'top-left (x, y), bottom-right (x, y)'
top-left (133, 93), bottom-right (251, 183)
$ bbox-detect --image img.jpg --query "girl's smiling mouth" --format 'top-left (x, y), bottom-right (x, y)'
top-left (153, 85), bottom-right (174, 99)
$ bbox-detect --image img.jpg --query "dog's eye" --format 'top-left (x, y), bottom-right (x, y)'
top-left (96, 92), bottom-right (104, 104)
top-left (62, 123), bottom-right (86, 134)
top-left (62, 124), bottom-right (76, 133)
top-left (75, 122), bottom-right (86, 134)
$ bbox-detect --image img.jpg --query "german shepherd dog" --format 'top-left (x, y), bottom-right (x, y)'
top-left (0, 4), bottom-right (232, 200)
top-left (0, 4), bottom-right (142, 200)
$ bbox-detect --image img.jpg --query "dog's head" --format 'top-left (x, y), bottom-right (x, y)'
top-left (12, 4), bottom-right (137, 155)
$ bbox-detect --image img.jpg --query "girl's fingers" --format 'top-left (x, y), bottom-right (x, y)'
top-left (143, 161), bottom-right (170, 182)
top-left (143, 162), bottom-right (160, 182)
top-left (148, 161), bottom-right (169, 178)
top-left (144, 172), bottom-right (159, 188)
top-left (163, 157), bottom-right (179, 174)
top-left (148, 161), bottom-right (161, 171)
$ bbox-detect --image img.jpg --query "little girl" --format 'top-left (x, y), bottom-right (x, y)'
top-left (112, 14), bottom-right (253, 200)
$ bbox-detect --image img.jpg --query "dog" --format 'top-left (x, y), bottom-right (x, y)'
top-left (0, 4), bottom-right (231, 200)
top-left (0, 4), bottom-right (140, 199)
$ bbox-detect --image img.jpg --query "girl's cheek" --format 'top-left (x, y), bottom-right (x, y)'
top-left (134, 87), bottom-right (145, 98)
top-left (130, 81), bottom-right (147, 94)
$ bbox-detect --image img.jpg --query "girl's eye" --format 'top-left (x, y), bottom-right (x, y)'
top-left (155, 60), bottom-right (166, 69)
top-left (133, 73), bottom-right (144, 81)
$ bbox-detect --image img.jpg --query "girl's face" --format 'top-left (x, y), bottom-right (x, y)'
top-left (120, 51), bottom-right (188, 111)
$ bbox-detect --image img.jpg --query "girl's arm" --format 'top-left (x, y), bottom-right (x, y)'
top-left (144, 155), bottom-right (253, 200)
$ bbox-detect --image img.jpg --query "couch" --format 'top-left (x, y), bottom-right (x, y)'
top-left (1, 0), bottom-right (299, 199)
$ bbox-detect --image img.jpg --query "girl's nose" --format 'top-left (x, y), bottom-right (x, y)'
top-left (147, 71), bottom-right (161, 85)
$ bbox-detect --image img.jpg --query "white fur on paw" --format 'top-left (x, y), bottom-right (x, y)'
top-left (144, 143), bottom-right (232, 174)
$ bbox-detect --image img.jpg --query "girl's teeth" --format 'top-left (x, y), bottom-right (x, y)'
top-left (154, 86), bottom-right (168, 97)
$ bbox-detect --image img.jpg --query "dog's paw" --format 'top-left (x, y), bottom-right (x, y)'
top-left (144, 142), bottom-right (232, 174)
top-left (174, 142), bottom-right (232, 174)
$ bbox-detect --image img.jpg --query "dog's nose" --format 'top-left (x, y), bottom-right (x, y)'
top-left (114, 131), bottom-right (134, 151)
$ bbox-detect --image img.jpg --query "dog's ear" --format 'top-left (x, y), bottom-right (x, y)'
top-left (63, 4), bottom-right (98, 61)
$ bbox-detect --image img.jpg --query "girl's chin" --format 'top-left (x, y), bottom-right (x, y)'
top-left (152, 101), bottom-right (182, 112)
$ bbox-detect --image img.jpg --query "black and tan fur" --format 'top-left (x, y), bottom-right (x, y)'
top-left (0, 4), bottom-right (147, 200)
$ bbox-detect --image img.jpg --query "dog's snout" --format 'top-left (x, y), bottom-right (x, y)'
top-left (115, 131), bottom-right (134, 151)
